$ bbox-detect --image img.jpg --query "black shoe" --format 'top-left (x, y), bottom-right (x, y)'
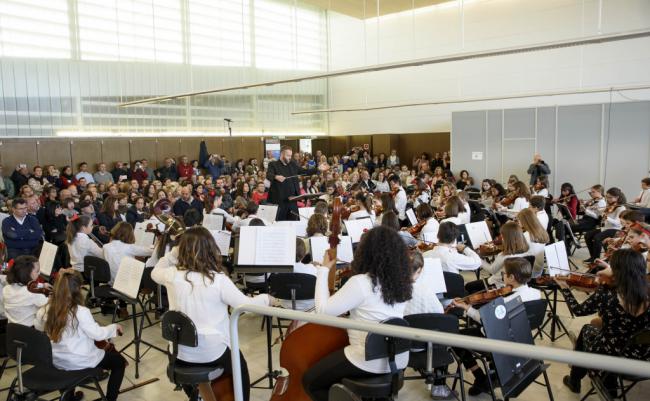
top-left (468, 377), bottom-right (491, 396)
top-left (563, 375), bottom-right (581, 393)
top-left (97, 370), bottom-right (109, 381)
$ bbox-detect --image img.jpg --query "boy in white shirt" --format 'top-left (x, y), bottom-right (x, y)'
top-left (424, 222), bottom-right (481, 274)
top-left (529, 195), bottom-right (549, 231)
top-left (633, 177), bottom-right (650, 208)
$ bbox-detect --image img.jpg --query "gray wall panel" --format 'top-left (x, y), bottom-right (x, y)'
top-left (451, 110), bottom-right (487, 179)
top-left (503, 139), bottom-right (536, 184)
top-left (536, 107), bottom-right (557, 192)
top-left (504, 108), bottom-right (535, 139)
top-left (486, 110), bottom-right (503, 181)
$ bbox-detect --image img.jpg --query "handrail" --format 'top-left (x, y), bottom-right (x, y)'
top-left (229, 305), bottom-right (650, 401)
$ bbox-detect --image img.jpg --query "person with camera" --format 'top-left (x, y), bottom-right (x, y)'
top-left (132, 160), bottom-right (148, 185)
top-left (204, 154), bottom-right (225, 179)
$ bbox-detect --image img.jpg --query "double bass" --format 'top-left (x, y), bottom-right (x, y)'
top-left (270, 197), bottom-right (350, 401)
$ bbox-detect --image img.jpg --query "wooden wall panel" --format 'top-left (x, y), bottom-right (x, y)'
top-left (0, 140), bottom-right (38, 172)
top-left (221, 138), bottom-right (237, 163)
top-left (372, 134), bottom-right (391, 157)
top-left (101, 139), bottom-right (131, 166)
top-left (349, 135), bottom-right (372, 152)
top-left (156, 139), bottom-right (181, 166)
top-left (179, 138), bottom-right (203, 162)
top-left (329, 136), bottom-right (350, 156)
top-left (280, 139), bottom-right (298, 153)
top-left (312, 138), bottom-right (329, 157)
top-left (398, 133), bottom-right (450, 170)
top-left (240, 137), bottom-right (263, 161)
top-left (37, 139), bottom-right (71, 169)
top-left (71, 140), bottom-right (103, 172)
top-left (130, 139), bottom-right (158, 168)
top-left (203, 138), bottom-right (224, 158)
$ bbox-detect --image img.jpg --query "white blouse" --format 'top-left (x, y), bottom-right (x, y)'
top-left (103, 240), bottom-right (153, 285)
top-left (68, 233), bottom-right (103, 272)
top-left (603, 205), bottom-right (626, 230)
top-left (404, 265), bottom-right (444, 316)
top-left (152, 249), bottom-right (270, 363)
top-left (2, 284), bottom-right (48, 326)
top-left (314, 268), bottom-right (409, 374)
top-left (34, 305), bottom-right (118, 370)
top-left (420, 218), bottom-right (440, 240)
top-left (423, 245), bottom-right (481, 274)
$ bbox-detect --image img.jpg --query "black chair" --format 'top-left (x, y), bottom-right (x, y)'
top-left (5, 323), bottom-right (108, 401)
top-left (161, 311), bottom-right (224, 401)
top-left (524, 299), bottom-right (547, 339)
top-left (83, 256), bottom-right (115, 308)
top-left (339, 318), bottom-right (411, 400)
top-left (404, 313), bottom-right (466, 401)
top-left (329, 383), bottom-right (362, 401)
top-left (268, 273), bottom-right (317, 339)
top-left (443, 272), bottom-right (467, 324)
top-left (581, 328), bottom-right (650, 401)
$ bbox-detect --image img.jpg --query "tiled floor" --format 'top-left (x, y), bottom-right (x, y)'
top-left (1, 248), bottom-right (647, 401)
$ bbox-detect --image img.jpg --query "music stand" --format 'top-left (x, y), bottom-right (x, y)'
top-left (480, 297), bottom-right (554, 401)
top-left (288, 192), bottom-right (325, 203)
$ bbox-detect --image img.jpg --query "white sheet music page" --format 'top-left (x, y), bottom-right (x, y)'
top-left (406, 208), bottom-right (418, 226)
top-left (422, 232), bottom-right (437, 245)
top-left (545, 241), bottom-right (569, 276)
top-left (133, 223), bottom-right (155, 247)
top-left (298, 207), bottom-right (315, 220)
top-left (343, 218), bottom-right (373, 243)
top-left (113, 257), bottom-right (145, 299)
top-left (465, 221), bottom-right (492, 247)
top-left (210, 230), bottom-right (232, 255)
top-left (203, 214), bottom-right (224, 231)
top-left (254, 226), bottom-right (295, 265)
top-left (237, 226), bottom-right (258, 265)
top-left (257, 204), bottom-right (278, 223)
top-left (336, 236), bottom-right (354, 263)
top-left (310, 236), bottom-right (353, 264)
top-left (423, 257), bottom-right (447, 294)
top-left (274, 220), bottom-right (308, 237)
top-left (38, 241), bottom-right (58, 277)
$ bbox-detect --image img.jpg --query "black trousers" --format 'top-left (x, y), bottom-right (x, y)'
top-left (303, 349), bottom-right (376, 401)
top-left (585, 229), bottom-right (618, 259)
top-left (179, 348), bottom-right (251, 401)
top-left (465, 278), bottom-right (490, 295)
top-left (570, 216), bottom-right (599, 234)
top-left (276, 200), bottom-right (299, 221)
top-left (96, 351), bottom-right (127, 401)
top-left (453, 327), bottom-right (485, 370)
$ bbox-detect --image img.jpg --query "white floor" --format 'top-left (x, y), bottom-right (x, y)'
top-left (1, 248), bottom-right (647, 401)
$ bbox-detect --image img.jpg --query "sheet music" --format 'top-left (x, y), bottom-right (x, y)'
top-left (133, 222), bottom-right (155, 247)
top-left (210, 230), bottom-right (232, 255)
top-left (203, 213), bottom-right (224, 231)
top-left (422, 232), bottom-right (437, 245)
top-left (343, 217), bottom-right (373, 243)
top-left (310, 235), bottom-right (354, 264)
top-left (238, 226), bottom-right (295, 266)
top-left (298, 207), bottom-right (315, 220)
top-left (465, 221), bottom-right (492, 248)
top-left (544, 241), bottom-right (569, 276)
top-left (406, 208), bottom-right (418, 226)
top-left (112, 257), bottom-right (145, 299)
top-left (38, 241), bottom-right (58, 277)
top-left (274, 220), bottom-right (308, 237)
top-left (257, 204), bottom-right (278, 223)
top-left (422, 258), bottom-right (447, 294)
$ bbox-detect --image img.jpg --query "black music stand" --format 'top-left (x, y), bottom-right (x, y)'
top-left (480, 297), bottom-right (554, 401)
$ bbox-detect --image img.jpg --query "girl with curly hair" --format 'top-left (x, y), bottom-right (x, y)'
top-left (303, 226), bottom-right (414, 401)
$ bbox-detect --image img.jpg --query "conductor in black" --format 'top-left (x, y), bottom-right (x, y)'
top-left (267, 145), bottom-right (324, 221)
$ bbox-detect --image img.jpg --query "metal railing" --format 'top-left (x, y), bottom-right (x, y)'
top-left (229, 305), bottom-right (650, 401)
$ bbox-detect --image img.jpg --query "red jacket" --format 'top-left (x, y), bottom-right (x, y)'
top-left (132, 169), bottom-right (148, 184)
top-left (177, 163), bottom-right (193, 180)
top-left (251, 191), bottom-right (268, 205)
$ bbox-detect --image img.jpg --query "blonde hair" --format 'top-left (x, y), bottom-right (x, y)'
top-left (517, 208), bottom-right (549, 244)
top-left (110, 221), bottom-right (135, 244)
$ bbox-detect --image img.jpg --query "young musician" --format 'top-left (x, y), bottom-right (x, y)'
top-left (465, 221), bottom-right (531, 294)
top-left (510, 181), bottom-right (531, 212)
top-left (97, 195), bottom-right (123, 232)
top-left (382, 211), bottom-right (418, 248)
top-left (416, 203), bottom-right (439, 239)
top-left (584, 187), bottom-right (626, 263)
top-left (438, 196), bottom-right (465, 225)
top-left (306, 213), bottom-right (328, 238)
top-left (532, 175), bottom-right (549, 197)
top-left (633, 177), bottom-right (650, 208)
top-left (388, 175), bottom-right (407, 225)
top-left (374, 193), bottom-right (397, 227)
top-left (517, 208), bottom-right (549, 277)
top-left (557, 182), bottom-right (579, 220)
top-left (35, 270), bottom-right (126, 401)
top-left (571, 185), bottom-right (606, 234)
top-left (66, 215), bottom-right (103, 272)
top-left (303, 226), bottom-right (413, 401)
top-left (435, 183), bottom-right (455, 210)
top-left (529, 195), bottom-right (549, 231)
top-left (348, 192), bottom-right (375, 223)
top-left (452, 258), bottom-right (541, 396)
top-left (412, 177), bottom-right (431, 208)
top-left (152, 227), bottom-right (272, 401)
top-left (3, 255), bottom-right (50, 326)
top-left (559, 249), bottom-right (650, 394)
top-left (423, 222), bottom-right (481, 274)
top-left (594, 215), bottom-right (648, 277)
top-left (102, 222), bottom-right (153, 285)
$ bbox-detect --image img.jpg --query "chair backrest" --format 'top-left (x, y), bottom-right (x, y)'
top-left (56, 243), bottom-right (70, 272)
top-left (523, 299), bottom-right (547, 330)
top-left (161, 310), bottom-right (198, 347)
top-left (523, 255), bottom-right (536, 269)
top-left (443, 271), bottom-right (465, 300)
top-left (6, 323), bottom-right (54, 368)
top-left (268, 273), bottom-right (316, 302)
top-left (83, 256), bottom-right (111, 284)
top-left (140, 266), bottom-right (157, 291)
top-left (364, 317), bottom-right (411, 362)
top-left (404, 313), bottom-right (459, 368)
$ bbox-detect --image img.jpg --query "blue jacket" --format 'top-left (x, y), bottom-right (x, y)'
top-left (173, 198), bottom-right (204, 218)
top-left (204, 159), bottom-right (224, 179)
top-left (2, 215), bottom-right (43, 250)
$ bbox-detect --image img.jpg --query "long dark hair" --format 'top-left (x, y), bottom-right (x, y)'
top-left (177, 226), bottom-right (223, 286)
top-left (606, 187), bottom-right (627, 206)
top-left (560, 182), bottom-right (575, 195)
top-left (351, 226), bottom-right (412, 305)
top-left (45, 270), bottom-right (85, 343)
top-left (610, 249), bottom-right (649, 315)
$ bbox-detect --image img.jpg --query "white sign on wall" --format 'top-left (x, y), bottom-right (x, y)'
top-left (472, 151), bottom-right (483, 160)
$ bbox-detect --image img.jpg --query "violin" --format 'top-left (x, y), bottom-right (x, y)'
top-left (341, 204), bottom-right (360, 221)
top-left (417, 241), bottom-right (437, 252)
top-left (446, 285), bottom-right (513, 312)
top-left (407, 219), bottom-right (426, 236)
top-left (535, 272), bottom-right (614, 289)
top-left (500, 192), bottom-right (517, 207)
top-left (327, 197), bottom-right (343, 293)
top-left (390, 187), bottom-right (400, 198)
top-left (27, 279), bottom-right (52, 297)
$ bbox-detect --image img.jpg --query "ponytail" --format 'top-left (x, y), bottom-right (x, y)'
top-left (355, 192), bottom-right (372, 212)
top-left (65, 215), bottom-right (92, 245)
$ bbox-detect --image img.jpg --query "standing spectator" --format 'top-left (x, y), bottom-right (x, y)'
top-left (0, 165), bottom-right (16, 199)
top-left (93, 163), bottom-right (114, 185)
top-left (204, 154), bottom-right (224, 179)
top-left (177, 155), bottom-right (193, 181)
top-left (75, 162), bottom-right (95, 184)
top-left (527, 153), bottom-right (551, 186)
top-left (11, 164), bottom-right (30, 190)
top-left (111, 162), bottom-right (130, 183)
top-left (2, 198), bottom-right (44, 259)
top-left (131, 160), bottom-right (148, 185)
top-left (155, 158), bottom-right (179, 181)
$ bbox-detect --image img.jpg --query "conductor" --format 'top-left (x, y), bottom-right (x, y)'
top-left (267, 146), bottom-right (326, 221)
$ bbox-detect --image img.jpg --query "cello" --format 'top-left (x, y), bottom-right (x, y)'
top-left (269, 197), bottom-right (350, 401)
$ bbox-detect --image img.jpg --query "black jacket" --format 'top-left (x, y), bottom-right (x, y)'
top-left (266, 160), bottom-right (317, 204)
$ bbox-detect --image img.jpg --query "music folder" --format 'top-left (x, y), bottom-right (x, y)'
top-left (234, 226), bottom-right (295, 273)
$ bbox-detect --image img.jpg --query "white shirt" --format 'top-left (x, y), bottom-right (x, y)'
top-left (414, 191), bottom-right (431, 209)
top-left (636, 188), bottom-right (650, 208)
top-left (536, 210), bottom-right (549, 230)
top-left (75, 171), bottom-right (95, 183)
top-left (68, 233), bottom-right (103, 272)
top-left (232, 214), bottom-right (269, 232)
top-left (585, 198), bottom-right (607, 219)
top-left (524, 234), bottom-right (546, 277)
top-left (533, 188), bottom-right (549, 197)
top-left (152, 249), bottom-right (270, 363)
top-left (315, 268), bottom-right (409, 374)
top-left (34, 305), bottom-right (118, 370)
top-left (420, 218), bottom-right (440, 239)
top-left (394, 188), bottom-right (408, 221)
top-left (210, 207), bottom-right (235, 225)
top-left (603, 205), bottom-right (626, 230)
top-left (440, 216), bottom-right (462, 226)
top-left (2, 284), bottom-right (48, 326)
top-left (465, 284), bottom-right (541, 323)
top-left (423, 245), bottom-right (482, 274)
top-left (103, 240), bottom-right (153, 285)
top-left (512, 197), bottom-right (529, 212)
top-left (279, 262), bottom-right (317, 311)
top-left (404, 265), bottom-right (445, 316)
top-left (373, 181), bottom-right (390, 193)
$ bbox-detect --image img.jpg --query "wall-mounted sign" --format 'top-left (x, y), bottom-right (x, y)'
top-left (472, 152), bottom-right (483, 160)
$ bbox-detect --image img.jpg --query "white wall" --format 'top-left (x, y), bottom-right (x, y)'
top-left (326, 0), bottom-right (650, 135)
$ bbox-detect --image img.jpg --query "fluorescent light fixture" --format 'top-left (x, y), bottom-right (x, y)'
top-left (55, 131), bottom-right (326, 138)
